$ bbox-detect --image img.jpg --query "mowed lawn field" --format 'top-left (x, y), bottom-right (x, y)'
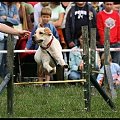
top-left (0, 81), bottom-right (120, 118)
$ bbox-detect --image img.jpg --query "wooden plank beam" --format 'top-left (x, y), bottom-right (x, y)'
top-left (14, 79), bottom-right (86, 85)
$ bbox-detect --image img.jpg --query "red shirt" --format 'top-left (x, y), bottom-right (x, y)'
top-left (97, 10), bottom-right (120, 45)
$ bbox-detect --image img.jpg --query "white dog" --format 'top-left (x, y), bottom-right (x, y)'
top-left (33, 27), bottom-right (67, 74)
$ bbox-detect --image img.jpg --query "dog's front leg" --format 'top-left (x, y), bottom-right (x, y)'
top-left (41, 50), bottom-right (55, 74)
top-left (42, 61), bottom-right (54, 74)
top-left (34, 47), bottom-right (42, 64)
top-left (50, 51), bottom-right (68, 68)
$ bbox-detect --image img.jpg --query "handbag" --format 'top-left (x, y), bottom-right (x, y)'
top-left (15, 33), bottom-right (32, 59)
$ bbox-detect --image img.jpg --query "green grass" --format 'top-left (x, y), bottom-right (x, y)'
top-left (0, 82), bottom-right (120, 118)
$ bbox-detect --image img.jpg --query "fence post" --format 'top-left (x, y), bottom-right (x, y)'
top-left (90, 28), bottom-right (96, 71)
top-left (104, 27), bottom-right (117, 100)
top-left (7, 34), bottom-right (14, 117)
top-left (90, 28), bottom-right (97, 96)
top-left (82, 26), bottom-right (91, 111)
top-left (89, 27), bottom-right (116, 110)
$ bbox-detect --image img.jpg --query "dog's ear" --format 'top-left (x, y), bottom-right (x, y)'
top-left (44, 27), bottom-right (52, 36)
top-left (38, 23), bottom-right (44, 28)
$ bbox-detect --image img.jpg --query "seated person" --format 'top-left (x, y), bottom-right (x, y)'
top-left (97, 53), bottom-right (120, 88)
top-left (68, 31), bottom-right (101, 80)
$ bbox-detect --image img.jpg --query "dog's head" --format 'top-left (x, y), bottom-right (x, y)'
top-left (32, 27), bottom-right (52, 46)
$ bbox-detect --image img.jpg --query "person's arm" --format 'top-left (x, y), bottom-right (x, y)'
top-left (34, 3), bottom-right (41, 26)
top-left (26, 25), bottom-right (37, 49)
top-left (65, 7), bottom-right (75, 48)
top-left (0, 5), bottom-right (20, 25)
top-left (69, 51), bottom-right (78, 71)
top-left (51, 5), bottom-right (65, 27)
top-left (117, 12), bottom-right (120, 41)
top-left (69, 48), bottom-right (83, 71)
top-left (52, 12), bottom-right (65, 27)
top-left (0, 23), bottom-right (30, 36)
top-left (96, 66), bottom-right (104, 86)
top-left (96, 12), bottom-right (104, 45)
top-left (50, 24), bottom-right (59, 40)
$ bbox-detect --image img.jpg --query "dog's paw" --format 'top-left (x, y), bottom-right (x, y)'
top-left (56, 64), bottom-right (68, 68)
top-left (49, 69), bottom-right (54, 74)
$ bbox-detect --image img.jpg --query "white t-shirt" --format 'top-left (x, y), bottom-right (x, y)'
top-left (50, 4), bottom-right (65, 23)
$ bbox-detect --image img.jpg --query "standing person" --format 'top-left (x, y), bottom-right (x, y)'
top-left (97, 53), bottom-right (120, 88)
top-left (0, 25), bottom-right (29, 80)
top-left (61, 2), bottom-right (74, 41)
top-left (14, 2), bottom-right (34, 60)
top-left (0, 23), bottom-right (30, 80)
top-left (0, 2), bottom-right (20, 26)
top-left (27, 2), bottom-right (38, 7)
top-left (15, 2), bottom-right (34, 32)
top-left (25, 7), bottom-right (59, 87)
top-left (113, 2), bottom-right (120, 13)
top-left (61, 2), bottom-right (75, 64)
top-left (34, 2), bottom-right (49, 26)
top-left (0, 2), bottom-right (20, 78)
top-left (65, 2), bottom-right (97, 49)
top-left (49, 2), bottom-right (67, 49)
top-left (0, 23), bottom-right (30, 36)
top-left (96, 2), bottom-right (120, 65)
top-left (91, 2), bottom-right (104, 13)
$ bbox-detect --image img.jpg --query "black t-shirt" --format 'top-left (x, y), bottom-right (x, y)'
top-left (74, 4), bottom-right (88, 39)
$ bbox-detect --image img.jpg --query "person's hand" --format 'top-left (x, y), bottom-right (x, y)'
top-left (115, 80), bottom-right (120, 85)
top-left (98, 79), bottom-right (103, 86)
top-left (1, 15), bottom-right (7, 20)
top-left (13, 15), bottom-right (18, 19)
top-left (18, 30), bottom-right (31, 39)
top-left (78, 61), bottom-right (84, 71)
top-left (24, 47), bottom-right (28, 50)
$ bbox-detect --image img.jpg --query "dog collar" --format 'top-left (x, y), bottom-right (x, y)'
top-left (41, 35), bottom-right (54, 50)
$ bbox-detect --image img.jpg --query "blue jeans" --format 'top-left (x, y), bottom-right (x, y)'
top-left (68, 70), bottom-right (81, 80)
top-left (0, 41), bottom-right (4, 66)
top-left (0, 35), bottom-right (17, 78)
top-left (0, 37), bottom-right (8, 78)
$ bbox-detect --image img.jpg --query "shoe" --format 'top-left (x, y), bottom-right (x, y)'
top-left (42, 83), bottom-right (50, 87)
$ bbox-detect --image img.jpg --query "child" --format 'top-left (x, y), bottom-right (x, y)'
top-left (49, 2), bottom-right (67, 49)
top-left (68, 32), bottom-right (83, 80)
top-left (97, 53), bottom-right (120, 88)
top-left (26, 7), bottom-right (59, 50)
top-left (25, 7), bottom-right (59, 87)
top-left (68, 31), bottom-right (101, 81)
